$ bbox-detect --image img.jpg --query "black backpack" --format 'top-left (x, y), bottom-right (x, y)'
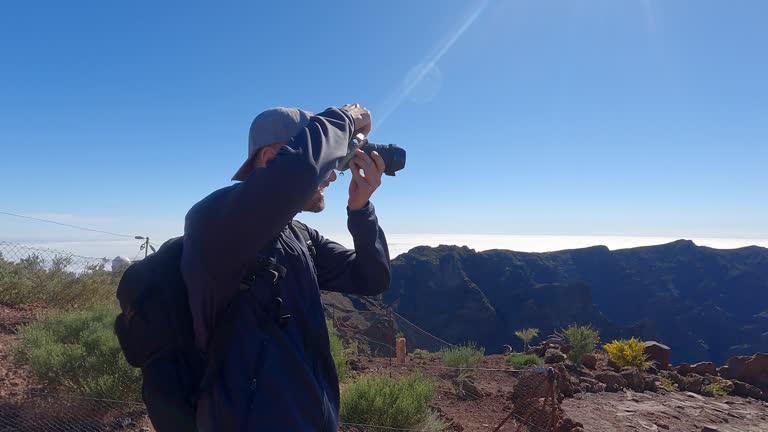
top-left (114, 221), bottom-right (315, 432)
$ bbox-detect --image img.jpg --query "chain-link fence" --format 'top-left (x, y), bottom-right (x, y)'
top-left (0, 242), bottom-right (126, 308)
top-left (0, 393), bottom-right (149, 432)
top-left (0, 242), bottom-right (121, 274)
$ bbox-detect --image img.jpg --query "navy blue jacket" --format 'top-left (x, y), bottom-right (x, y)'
top-left (181, 107), bottom-right (391, 431)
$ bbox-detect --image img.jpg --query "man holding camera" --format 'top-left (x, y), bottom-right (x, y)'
top-left (181, 104), bottom-right (391, 431)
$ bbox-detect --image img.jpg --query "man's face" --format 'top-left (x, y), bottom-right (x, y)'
top-left (254, 144), bottom-right (337, 213)
top-left (303, 170), bottom-right (337, 213)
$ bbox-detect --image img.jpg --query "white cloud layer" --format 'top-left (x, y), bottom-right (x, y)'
top-left (10, 234), bottom-right (768, 262)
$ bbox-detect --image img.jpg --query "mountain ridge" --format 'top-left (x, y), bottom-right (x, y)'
top-left (381, 239), bottom-right (768, 364)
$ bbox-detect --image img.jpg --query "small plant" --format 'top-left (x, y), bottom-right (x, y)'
top-left (514, 328), bottom-right (540, 351)
top-left (452, 370), bottom-right (482, 400)
top-left (603, 337), bottom-right (653, 370)
top-left (413, 349), bottom-right (437, 360)
top-left (505, 353), bottom-right (544, 368)
top-left (327, 320), bottom-right (350, 382)
top-left (702, 380), bottom-right (733, 397)
top-left (440, 342), bottom-right (484, 369)
top-left (340, 373), bottom-right (445, 431)
top-left (563, 324), bottom-right (600, 366)
top-left (658, 376), bottom-right (679, 392)
top-left (421, 410), bottom-right (451, 432)
top-left (14, 304), bottom-right (141, 401)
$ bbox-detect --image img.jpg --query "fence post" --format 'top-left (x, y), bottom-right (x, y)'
top-left (396, 337), bottom-right (407, 365)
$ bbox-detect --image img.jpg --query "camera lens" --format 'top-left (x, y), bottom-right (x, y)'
top-left (360, 143), bottom-right (406, 176)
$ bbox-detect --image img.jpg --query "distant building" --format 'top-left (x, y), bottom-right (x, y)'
top-left (111, 256), bottom-right (132, 272)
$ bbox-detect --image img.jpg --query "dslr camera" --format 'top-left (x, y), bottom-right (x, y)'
top-left (337, 133), bottom-right (406, 176)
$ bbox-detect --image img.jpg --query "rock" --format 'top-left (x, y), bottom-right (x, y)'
top-left (731, 380), bottom-right (764, 400)
top-left (545, 349), bottom-right (567, 364)
top-left (348, 358), bottom-right (364, 372)
top-left (643, 341), bottom-right (671, 370)
top-left (643, 374), bottom-right (659, 392)
top-left (531, 338), bottom-right (568, 357)
top-left (691, 361), bottom-right (717, 376)
top-left (581, 353), bottom-right (597, 370)
top-left (719, 379), bottom-right (735, 395)
top-left (594, 371), bottom-right (627, 392)
top-left (556, 417), bottom-right (584, 432)
top-left (453, 376), bottom-right (483, 401)
top-left (620, 367), bottom-right (645, 392)
top-left (676, 363), bottom-right (693, 376)
top-left (659, 370), bottom-right (686, 390)
top-left (553, 364), bottom-right (579, 398)
top-left (683, 375), bottom-right (704, 394)
top-left (606, 358), bottom-right (621, 372)
top-left (579, 377), bottom-right (605, 393)
top-left (719, 353), bottom-right (768, 388)
top-left (701, 426), bottom-right (719, 432)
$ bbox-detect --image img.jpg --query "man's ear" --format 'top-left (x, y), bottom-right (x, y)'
top-left (261, 146), bottom-right (277, 161)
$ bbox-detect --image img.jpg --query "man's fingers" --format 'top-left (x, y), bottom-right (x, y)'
top-left (349, 159), bottom-right (374, 188)
top-left (355, 151), bottom-right (379, 181)
top-left (371, 151), bottom-right (386, 175)
top-left (349, 160), bottom-right (367, 184)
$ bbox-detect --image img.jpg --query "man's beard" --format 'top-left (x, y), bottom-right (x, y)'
top-left (303, 191), bottom-right (326, 213)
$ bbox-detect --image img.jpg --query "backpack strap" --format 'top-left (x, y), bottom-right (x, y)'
top-left (291, 220), bottom-right (316, 263)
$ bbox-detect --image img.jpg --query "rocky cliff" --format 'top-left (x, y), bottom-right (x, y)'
top-left (382, 240), bottom-right (768, 364)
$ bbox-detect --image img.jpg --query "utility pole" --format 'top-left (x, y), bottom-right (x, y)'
top-left (135, 235), bottom-right (155, 259)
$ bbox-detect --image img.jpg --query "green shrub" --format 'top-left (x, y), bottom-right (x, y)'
top-left (702, 380), bottom-right (733, 397)
top-left (327, 320), bottom-right (350, 382)
top-left (340, 373), bottom-right (444, 431)
top-left (505, 353), bottom-right (544, 368)
top-left (413, 349), bottom-right (438, 360)
top-left (563, 324), bottom-right (600, 366)
top-left (14, 304), bottom-right (140, 401)
top-left (0, 254), bottom-right (120, 309)
top-left (440, 342), bottom-right (484, 369)
top-left (514, 328), bottom-right (540, 351)
top-left (603, 337), bottom-right (653, 370)
top-left (421, 410), bottom-right (451, 432)
top-left (658, 376), bottom-right (679, 392)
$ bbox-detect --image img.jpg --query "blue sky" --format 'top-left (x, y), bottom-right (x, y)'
top-left (1, 0), bottom-right (767, 257)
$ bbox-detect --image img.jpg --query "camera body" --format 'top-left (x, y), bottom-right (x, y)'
top-left (337, 133), bottom-right (406, 176)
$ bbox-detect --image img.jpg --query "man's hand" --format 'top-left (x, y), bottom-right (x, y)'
top-left (348, 149), bottom-right (385, 210)
top-left (342, 103), bottom-right (372, 136)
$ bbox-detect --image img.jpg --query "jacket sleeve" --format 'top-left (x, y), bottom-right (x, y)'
top-left (310, 202), bottom-right (391, 296)
top-left (183, 107), bottom-right (355, 282)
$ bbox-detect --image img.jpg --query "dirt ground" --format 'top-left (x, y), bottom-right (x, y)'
top-left (3, 304), bottom-right (768, 431)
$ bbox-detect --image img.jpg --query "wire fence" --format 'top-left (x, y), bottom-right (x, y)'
top-left (0, 240), bottom-right (564, 432)
top-left (0, 241), bottom-right (115, 274)
top-left (0, 392), bottom-right (149, 432)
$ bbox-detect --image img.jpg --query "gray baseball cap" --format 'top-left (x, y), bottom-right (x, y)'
top-left (232, 107), bottom-right (313, 181)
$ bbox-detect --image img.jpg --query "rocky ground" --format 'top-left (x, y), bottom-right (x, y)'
top-left (2, 304), bottom-right (768, 431)
top-left (563, 390), bottom-right (768, 432)
top-left (348, 352), bottom-right (768, 432)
